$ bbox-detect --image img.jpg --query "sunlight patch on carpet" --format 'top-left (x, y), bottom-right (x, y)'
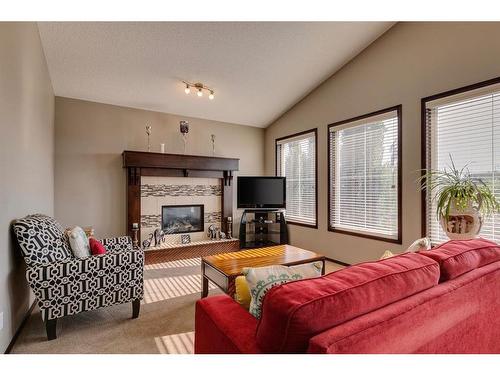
top-left (143, 274), bottom-right (217, 304)
top-left (145, 257), bottom-right (201, 270)
top-left (155, 331), bottom-right (194, 354)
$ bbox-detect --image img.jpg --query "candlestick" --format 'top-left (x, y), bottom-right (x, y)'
top-left (146, 125), bottom-right (152, 152)
top-left (131, 223), bottom-right (139, 248)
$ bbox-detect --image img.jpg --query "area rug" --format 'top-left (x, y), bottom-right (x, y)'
top-left (10, 258), bottom-right (341, 354)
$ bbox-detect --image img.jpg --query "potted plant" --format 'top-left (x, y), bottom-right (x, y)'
top-left (419, 157), bottom-right (500, 240)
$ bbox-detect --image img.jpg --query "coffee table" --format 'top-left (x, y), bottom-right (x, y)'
top-left (201, 245), bottom-right (326, 298)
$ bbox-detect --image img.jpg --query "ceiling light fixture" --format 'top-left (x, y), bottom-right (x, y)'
top-left (182, 81), bottom-right (215, 100)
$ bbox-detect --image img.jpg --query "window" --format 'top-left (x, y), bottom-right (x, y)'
top-left (328, 106), bottom-right (401, 243)
top-left (276, 129), bottom-right (317, 227)
top-left (423, 79), bottom-right (500, 244)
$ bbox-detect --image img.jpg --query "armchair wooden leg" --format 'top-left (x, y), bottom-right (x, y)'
top-left (132, 299), bottom-right (140, 319)
top-left (46, 318), bottom-right (57, 341)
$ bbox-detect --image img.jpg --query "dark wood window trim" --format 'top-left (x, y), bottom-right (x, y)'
top-left (327, 105), bottom-right (403, 244)
top-left (275, 128), bottom-right (318, 229)
top-left (420, 75), bottom-right (500, 237)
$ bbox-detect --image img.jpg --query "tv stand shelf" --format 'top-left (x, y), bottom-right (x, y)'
top-left (239, 209), bottom-right (288, 249)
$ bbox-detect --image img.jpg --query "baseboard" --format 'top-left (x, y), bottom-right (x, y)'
top-left (4, 300), bottom-right (36, 354)
top-left (325, 257), bottom-right (351, 267)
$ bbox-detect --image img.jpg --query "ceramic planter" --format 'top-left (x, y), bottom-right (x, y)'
top-left (439, 200), bottom-right (483, 240)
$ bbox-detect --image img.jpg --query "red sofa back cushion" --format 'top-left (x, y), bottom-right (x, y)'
top-left (255, 253), bottom-right (440, 353)
top-left (419, 238), bottom-right (500, 281)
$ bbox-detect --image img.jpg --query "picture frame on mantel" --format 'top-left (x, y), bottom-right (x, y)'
top-left (181, 234), bottom-right (191, 244)
top-left (122, 150), bottom-right (239, 244)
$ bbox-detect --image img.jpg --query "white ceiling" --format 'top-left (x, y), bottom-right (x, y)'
top-left (38, 22), bottom-right (394, 127)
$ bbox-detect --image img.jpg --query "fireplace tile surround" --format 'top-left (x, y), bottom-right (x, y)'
top-left (140, 176), bottom-right (222, 245)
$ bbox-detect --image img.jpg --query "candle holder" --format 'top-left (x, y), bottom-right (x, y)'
top-left (211, 134), bottom-right (216, 156)
top-left (146, 125), bottom-right (152, 152)
top-left (226, 216), bottom-right (232, 239)
top-left (131, 223), bottom-right (139, 248)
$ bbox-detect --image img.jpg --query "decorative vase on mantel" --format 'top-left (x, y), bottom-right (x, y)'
top-left (439, 200), bottom-right (483, 240)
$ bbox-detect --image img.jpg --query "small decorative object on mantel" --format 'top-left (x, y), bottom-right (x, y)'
top-left (181, 234), bottom-right (191, 244)
top-left (207, 224), bottom-right (219, 240)
top-left (211, 134), bottom-right (216, 156)
top-left (142, 228), bottom-right (167, 249)
top-left (180, 120), bottom-right (189, 154)
top-left (160, 143), bottom-right (165, 153)
top-left (146, 125), bottom-right (152, 152)
top-left (219, 231), bottom-right (226, 240)
top-left (419, 156), bottom-right (500, 240)
top-left (131, 222), bottom-right (139, 248)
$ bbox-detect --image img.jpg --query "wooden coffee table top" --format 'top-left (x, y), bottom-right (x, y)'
top-left (202, 245), bottom-right (325, 276)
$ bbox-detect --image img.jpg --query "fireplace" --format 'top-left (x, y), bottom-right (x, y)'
top-left (162, 204), bottom-right (204, 234)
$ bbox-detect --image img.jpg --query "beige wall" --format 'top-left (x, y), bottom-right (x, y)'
top-left (0, 23), bottom-right (54, 352)
top-left (265, 22), bottom-right (500, 265)
top-left (54, 97), bottom-right (265, 239)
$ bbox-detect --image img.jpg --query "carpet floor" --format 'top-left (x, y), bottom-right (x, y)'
top-left (10, 258), bottom-right (342, 354)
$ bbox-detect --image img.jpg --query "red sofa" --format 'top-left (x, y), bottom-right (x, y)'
top-left (195, 239), bottom-right (500, 353)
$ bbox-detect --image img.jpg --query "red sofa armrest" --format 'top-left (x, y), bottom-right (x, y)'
top-left (195, 295), bottom-right (262, 354)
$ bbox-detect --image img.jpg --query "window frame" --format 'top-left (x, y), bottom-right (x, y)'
top-left (420, 76), bottom-right (500, 239)
top-left (327, 105), bottom-right (403, 244)
top-left (275, 128), bottom-right (318, 229)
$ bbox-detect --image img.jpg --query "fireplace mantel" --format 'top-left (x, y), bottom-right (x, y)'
top-left (122, 150), bottom-right (239, 243)
top-left (123, 151), bottom-right (238, 172)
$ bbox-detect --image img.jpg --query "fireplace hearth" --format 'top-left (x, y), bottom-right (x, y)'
top-left (162, 204), bottom-right (204, 234)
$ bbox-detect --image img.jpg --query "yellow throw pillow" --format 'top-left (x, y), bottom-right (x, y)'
top-left (234, 276), bottom-right (251, 310)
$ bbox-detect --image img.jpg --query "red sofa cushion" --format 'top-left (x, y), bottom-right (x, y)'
top-left (255, 253), bottom-right (440, 353)
top-left (419, 238), bottom-right (500, 281)
top-left (195, 295), bottom-right (261, 354)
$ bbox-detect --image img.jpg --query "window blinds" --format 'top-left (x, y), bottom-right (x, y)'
top-left (425, 89), bottom-right (500, 244)
top-left (329, 110), bottom-right (400, 240)
top-left (276, 131), bottom-right (316, 226)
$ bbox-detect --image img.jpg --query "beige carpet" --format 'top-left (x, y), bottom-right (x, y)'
top-left (10, 258), bottom-right (342, 354)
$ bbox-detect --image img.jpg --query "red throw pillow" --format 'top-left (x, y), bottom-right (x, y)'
top-left (89, 237), bottom-right (106, 255)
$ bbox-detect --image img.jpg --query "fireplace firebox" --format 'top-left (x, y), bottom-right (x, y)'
top-left (162, 204), bottom-right (204, 234)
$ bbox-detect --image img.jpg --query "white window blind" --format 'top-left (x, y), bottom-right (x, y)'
top-left (329, 109), bottom-right (400, 241)
top-left (276, 131), bottom-right (316, 226)
top-left (425, 86), bottom-right (500, 244)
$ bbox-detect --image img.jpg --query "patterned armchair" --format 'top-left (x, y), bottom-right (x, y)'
top-left (13, 214), bottom-right (144, 340)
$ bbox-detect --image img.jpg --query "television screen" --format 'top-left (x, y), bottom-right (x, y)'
top-left (237, 177), bottom-right (286, 208)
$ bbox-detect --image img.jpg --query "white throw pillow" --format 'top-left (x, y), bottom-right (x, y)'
top-left (406, 237), bottom-right (431, 252)
top-left (67, 226), bottom-right (91, 258)
top-left (380, 250), bottom-right (395, 260)
top-left (243, 261), bottom-right (323, 319)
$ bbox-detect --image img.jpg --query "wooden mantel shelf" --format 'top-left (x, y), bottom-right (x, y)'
top-left (122, 150), bottom-right (239, 172)
top-left (122, 150), bottom-right (239, 244)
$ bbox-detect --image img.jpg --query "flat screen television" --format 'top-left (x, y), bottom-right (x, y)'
top-left (237, 176), bottom-right (286, 209)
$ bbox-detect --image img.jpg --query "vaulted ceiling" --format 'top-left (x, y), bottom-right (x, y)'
top-left (38, 22), bottom-right (394, 127)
